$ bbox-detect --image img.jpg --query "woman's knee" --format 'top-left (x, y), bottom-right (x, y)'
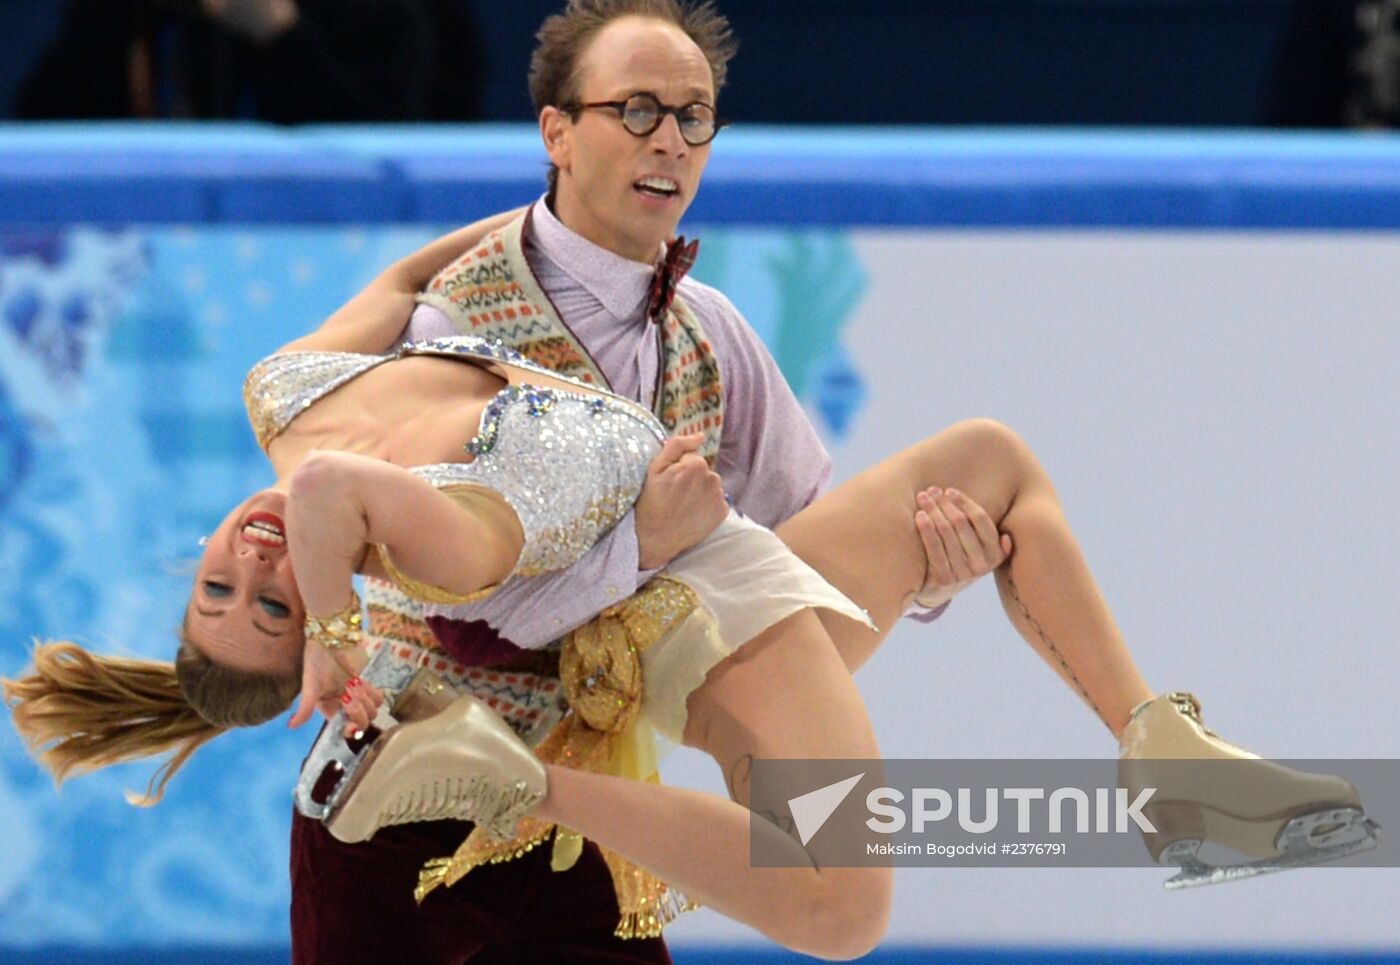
top-left (948, 417), bottom-right (1032, 464)
top-left (934, 418), bottom-right (1043, 495)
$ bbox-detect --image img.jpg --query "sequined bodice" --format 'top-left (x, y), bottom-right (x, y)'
top-left (243, 336), bottom-right (667, 577)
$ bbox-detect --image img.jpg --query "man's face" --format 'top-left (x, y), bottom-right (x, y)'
top-left (541, 16), bottom-right (716, 263)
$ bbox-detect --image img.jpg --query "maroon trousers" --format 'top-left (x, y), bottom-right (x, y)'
top-left (291, 811), bottom-right (672, 964)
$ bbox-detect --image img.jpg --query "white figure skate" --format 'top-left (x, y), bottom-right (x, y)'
top-left (1119, 692), bottom-right (1382, 889)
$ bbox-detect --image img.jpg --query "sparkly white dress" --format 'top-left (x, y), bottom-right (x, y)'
top-left (244, 335), bottom-right (872, 743)
top-left (245, 335), bottom-right (664, 582)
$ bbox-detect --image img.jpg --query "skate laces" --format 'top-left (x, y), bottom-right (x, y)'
top-left (383, 776), bottom-right (486, 823)
top-left (1167, 691), bottom-right (1220, 738)
top-left (379, 775), bottom-right (542, 830)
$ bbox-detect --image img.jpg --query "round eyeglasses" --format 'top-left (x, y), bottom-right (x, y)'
top-left (563, 92), bottom-right (726, 147)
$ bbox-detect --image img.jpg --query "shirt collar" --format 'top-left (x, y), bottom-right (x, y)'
top-left (530, 197), bottom-right (658, 322)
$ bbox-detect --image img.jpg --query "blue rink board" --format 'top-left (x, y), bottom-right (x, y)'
top-left (3, 946), bottom-right (1399, 964)
top-left (3, 124), bottom-right (1400, 228)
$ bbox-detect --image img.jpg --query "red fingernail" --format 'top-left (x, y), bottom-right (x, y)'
top-left (340, 693), bottom-right (352, 704)
top-left (347, 678), bottom-right (360, 688)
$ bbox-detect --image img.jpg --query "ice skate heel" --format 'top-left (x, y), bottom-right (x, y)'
top-left (324, 693), bottom-right (547, 844)
top-left (1119, 692), bottom-right (1382, 888)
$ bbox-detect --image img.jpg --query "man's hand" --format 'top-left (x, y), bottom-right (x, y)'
top-left (201, 0), bottom-right (300, 45)
top-left (636, 432), bottom-right (728, 570)
top-left (913, 486), bottom-right (1013, 610)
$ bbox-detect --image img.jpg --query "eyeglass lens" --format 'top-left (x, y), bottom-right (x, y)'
top-left (621, 94), bottom-right (717, 145)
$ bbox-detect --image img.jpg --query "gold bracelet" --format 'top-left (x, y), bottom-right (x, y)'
top-left (303, 589), bottom-right (363, 651)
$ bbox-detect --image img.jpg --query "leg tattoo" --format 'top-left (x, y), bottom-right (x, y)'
top-left (1003, 571), bottom-right (1108, 729)
top-left (725, 753), bottom-right (754, 806)
top-left (728, 753), bottom-right (818, 868)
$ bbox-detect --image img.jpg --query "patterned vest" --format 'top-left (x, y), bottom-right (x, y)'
top-left (416, 205), bottom-right (724, 461)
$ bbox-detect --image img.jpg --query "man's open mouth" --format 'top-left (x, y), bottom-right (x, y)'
top-left (634, 176), bottom-right (680, 199)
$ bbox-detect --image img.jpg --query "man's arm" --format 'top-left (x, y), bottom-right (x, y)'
top-left (415, 434), bottom-right (728, 650)
top-left (635, 434), bottom-right (727, 570)
top-left (435, 512), bottom-right (653, 649)
top-left (412, 281), bottom-right (833, 648)
top-left (687, 282), bottom-right (966, 620)
top-left (409, 278), bottom-right (971, 648)
top-left (278, 209), bottom-right (523, 356)
top-left (682, 282), bottom-right (832, 526)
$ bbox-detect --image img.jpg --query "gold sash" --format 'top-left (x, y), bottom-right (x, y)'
top-left (414, 577), bottom-right (701, 938)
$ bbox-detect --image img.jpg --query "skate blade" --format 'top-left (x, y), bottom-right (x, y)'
top-left (294, 643), bottom-right (420, 821)
top-left (1161, 808), bottom-right (1383, 890)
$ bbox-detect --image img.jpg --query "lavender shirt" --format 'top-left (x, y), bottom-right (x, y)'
top-left (405, 200), bottom-right (941, 648)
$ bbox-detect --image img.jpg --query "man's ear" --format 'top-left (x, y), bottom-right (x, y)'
top-left (540, 107), bottom-right (571, 170)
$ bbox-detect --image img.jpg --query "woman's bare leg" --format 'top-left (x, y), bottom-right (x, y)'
top-left (777, 418), bottom-right (1153, 738)
top-left (533, 610), bottom-right (892, 960)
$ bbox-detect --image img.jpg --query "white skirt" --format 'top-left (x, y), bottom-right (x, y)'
top-left (639, 512), bottom-right (876, 745)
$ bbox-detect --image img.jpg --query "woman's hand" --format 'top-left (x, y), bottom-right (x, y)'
top-left (288, 641), bottom-right (384, 737)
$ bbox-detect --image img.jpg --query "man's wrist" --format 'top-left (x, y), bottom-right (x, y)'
top-left (637, 545), bottom-right (668, 570)
top-left (634, 516), bottom-right (669, 570)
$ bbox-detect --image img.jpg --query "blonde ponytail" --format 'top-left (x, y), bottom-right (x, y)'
top-left (3, 640), bottom-right (222, 805)
top-left (3, 635), bottom-right (300, 805)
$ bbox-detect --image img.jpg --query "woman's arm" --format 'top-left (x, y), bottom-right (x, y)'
top-left (283, 451), bottom-right (525, 730)
top-left (285, 450), bottom-right (524, 616)
top-left (278, 207), bottom-right (525, 356)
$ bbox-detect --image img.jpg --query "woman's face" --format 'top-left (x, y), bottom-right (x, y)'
top-left (185, 488), bottom-right (305, 675)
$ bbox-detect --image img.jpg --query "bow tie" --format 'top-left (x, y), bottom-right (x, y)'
top-left (647, 236), bottom-right (699, 324)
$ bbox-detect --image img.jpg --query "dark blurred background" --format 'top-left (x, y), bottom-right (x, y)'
top-left (0, 0), bottom-right (1394, 128)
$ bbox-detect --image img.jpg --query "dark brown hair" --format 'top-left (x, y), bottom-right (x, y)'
top-left (529, 0), bottom-right (738, 193)
top-left (174, 632), bottom-right (301, 729)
